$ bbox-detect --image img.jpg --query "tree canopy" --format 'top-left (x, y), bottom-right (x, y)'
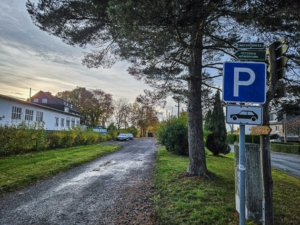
top-left (27, 0), bottom-right (300, 179)
top-left (56, 87), bottom-right (113, 127)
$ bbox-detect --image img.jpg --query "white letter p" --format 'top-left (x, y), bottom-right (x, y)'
top-left (234, 67), bottom-right (255, 97)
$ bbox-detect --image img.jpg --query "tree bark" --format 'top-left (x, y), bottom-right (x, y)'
top-left (260, 107), bottom-right (273, 225)
top-left (260, 42), bottom-right (279, 225)
top-left (186, 38), bottom-right (208, 176)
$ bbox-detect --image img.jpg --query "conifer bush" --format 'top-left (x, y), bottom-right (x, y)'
top-left (157, 115), bottom-right (189, 156)
top-left (204, 90), bottom-right (230, 156)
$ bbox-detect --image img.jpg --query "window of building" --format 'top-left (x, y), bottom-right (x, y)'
top-left (33, 98), bottom-right (39, 103)
top-left (76, 120), bottom-right (80, 126)
top-left (55, 117), bottom-right (59, 126)
top-left (25, 109), bottom-right (34, 121)
top-left (42, 98), bottom-right (47, 103)
top-left (61, 118), bottom-right (65, 127)
top-left (66, 117), bottom-right (70, 127)
top-left (71, 118), bottom-right (75, 127)
top-left (12, 106), bottom-right (22, 120)
top-left (36, 111), bottom-right (43, 122)
top-left (275, 125), bottom-right (279, 131)
top-left (269, 113), bottom-right (276, 121)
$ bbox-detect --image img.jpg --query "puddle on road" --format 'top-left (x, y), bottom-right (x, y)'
top-left (100, 160), bottom-right (116, 167)
top-left (92, 161), bottom-right (116, 171)
top-left (53, 161), bottom-right (117, 192)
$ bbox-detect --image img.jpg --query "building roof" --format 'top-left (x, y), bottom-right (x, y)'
top-left (28, 91), bottom-right (80, 116)
top-left (0, 93), bottom-right (81, 118)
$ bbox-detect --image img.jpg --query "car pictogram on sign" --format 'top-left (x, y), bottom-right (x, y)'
top-left (230, 110), bottom-right (258, 121)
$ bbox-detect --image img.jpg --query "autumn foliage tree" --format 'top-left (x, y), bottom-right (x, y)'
top-left (113, 98), bottom-right (131, 129)
top-left (134, 94), bottom-right (159, 137)
top-left (56, 87), bottom-right (113, 127)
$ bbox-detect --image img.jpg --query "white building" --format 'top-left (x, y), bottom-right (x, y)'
top-left (0, 92), bottom-right (80, 131)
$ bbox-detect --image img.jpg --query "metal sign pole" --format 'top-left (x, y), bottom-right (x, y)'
top-left (239, 124), bottom-right (246, 225)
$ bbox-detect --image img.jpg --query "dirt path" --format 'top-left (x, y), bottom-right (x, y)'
top-left (0, 138), bottom-right (157, 225)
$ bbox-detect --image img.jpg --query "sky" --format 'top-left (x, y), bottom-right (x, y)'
top-left (0, 0), bottom-right (177, 113)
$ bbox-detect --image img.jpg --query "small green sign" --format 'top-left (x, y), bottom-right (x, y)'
top-left (234, 42), bottom-right (264, 49)
top-left (234, 50), bottom-right (266, 61)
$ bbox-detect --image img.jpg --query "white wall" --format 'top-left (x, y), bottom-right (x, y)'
top-left (0, 97), bottom-right (80, 131)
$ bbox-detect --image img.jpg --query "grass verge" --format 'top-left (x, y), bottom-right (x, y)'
top-left (0, 144), bottom-right (121, 195)
top-left (154, 148), bottom-right (300, 225)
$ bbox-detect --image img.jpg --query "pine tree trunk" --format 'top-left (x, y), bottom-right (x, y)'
top-left (261, 100), bottom-right (274, 224)
top-left (260, 43), bottom-right (278, 225)
top-left (186, 42), bottom-right (208, 177)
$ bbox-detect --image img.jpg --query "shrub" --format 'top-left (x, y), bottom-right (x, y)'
top-left (203, 129), bottom-right (212, 143)
top-left (206, 133), bottom-right (231, 156)
top-left (47, 133), bottom-right (61, 149)
top-left (0, 124), bottom-right (111, 156)
top-left (226, 134), bottom-right (260, 144)
top-left (108, 130), bottom-right (118, 139)
top-left (227, 134), bottom-right (238, 144)
top-left (96, 133), bottom-right (106, 143)
top-left (105, 134), bottom-right (112, 141)
top-left (0, 122), bottom-right (47, 156)
top-left (245, 135), bottom-right (260, 144)
top-left (126, 126), bottom-right (138, 137)
top-left (270, 143), bottom-right (300, 154)
top-left (157, 116), bottom-right (188, 156)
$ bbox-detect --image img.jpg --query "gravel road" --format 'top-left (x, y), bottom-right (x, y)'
top-left (0, 138), bottom-right (157, 225)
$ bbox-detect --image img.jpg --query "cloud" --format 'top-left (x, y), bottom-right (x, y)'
top-left (0, 0), bottom-right (151, 104)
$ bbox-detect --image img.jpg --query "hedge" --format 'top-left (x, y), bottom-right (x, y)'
top-left (227, 134), bottom-right (260, 144)
top-left (0, 123), bottom-right (112, 156)
top-left (270, 143), bottom-right (300, 155)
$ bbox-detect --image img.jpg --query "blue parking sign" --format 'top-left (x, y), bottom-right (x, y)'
top-left (223, 62), bottom-right (266, 103)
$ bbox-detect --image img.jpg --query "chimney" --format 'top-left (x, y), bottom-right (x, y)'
top-left (29, 88), bottom-right (32, 102)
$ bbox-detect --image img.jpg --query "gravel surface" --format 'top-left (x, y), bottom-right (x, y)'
top-left (0, 138), bottom-right (157, 225)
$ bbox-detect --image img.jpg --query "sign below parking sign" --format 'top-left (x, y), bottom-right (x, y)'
top-left (226, 105), bottom-right (262, 125)
top-left (223, 62), bottom-right (266, 104)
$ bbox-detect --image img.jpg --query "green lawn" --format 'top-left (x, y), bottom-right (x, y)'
top-left (154, 148), bottom-right (300, 225)
top-left (0, 144), bottom-right (121, 195)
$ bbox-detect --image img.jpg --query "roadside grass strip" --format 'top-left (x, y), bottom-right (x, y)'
top-left (154, 148), bottom-right (300, 225)
top-left (0, 144), bottom-right (121, 195)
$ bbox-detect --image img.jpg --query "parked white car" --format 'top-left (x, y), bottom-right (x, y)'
top-left (127, 133), bottom-right (134, 140)
top-left (116, 133), bottom-right (129, 141)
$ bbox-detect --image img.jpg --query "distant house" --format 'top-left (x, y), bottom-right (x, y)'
top-left (0, 91), bottom-right (80, 131)
top-left (28, 91), bottom-right (80, 116)
top-left (269, 108), bottom-right (299, 142)
top-left (269, 110), bottom-right (284, 137)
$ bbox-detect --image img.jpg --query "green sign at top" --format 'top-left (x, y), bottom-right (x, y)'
top-left (234, 42), bottom-right (264, 49)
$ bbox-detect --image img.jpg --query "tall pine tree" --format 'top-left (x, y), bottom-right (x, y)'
top-left (206, 90), bottom-right (230, 156)
top-left (204, 109), bottom-right (212, 132)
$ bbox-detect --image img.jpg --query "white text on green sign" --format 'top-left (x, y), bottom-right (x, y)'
top-left (234, 50), bottom-right (266, 60)
top-left (234, 42), bottom-right (264, 49)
